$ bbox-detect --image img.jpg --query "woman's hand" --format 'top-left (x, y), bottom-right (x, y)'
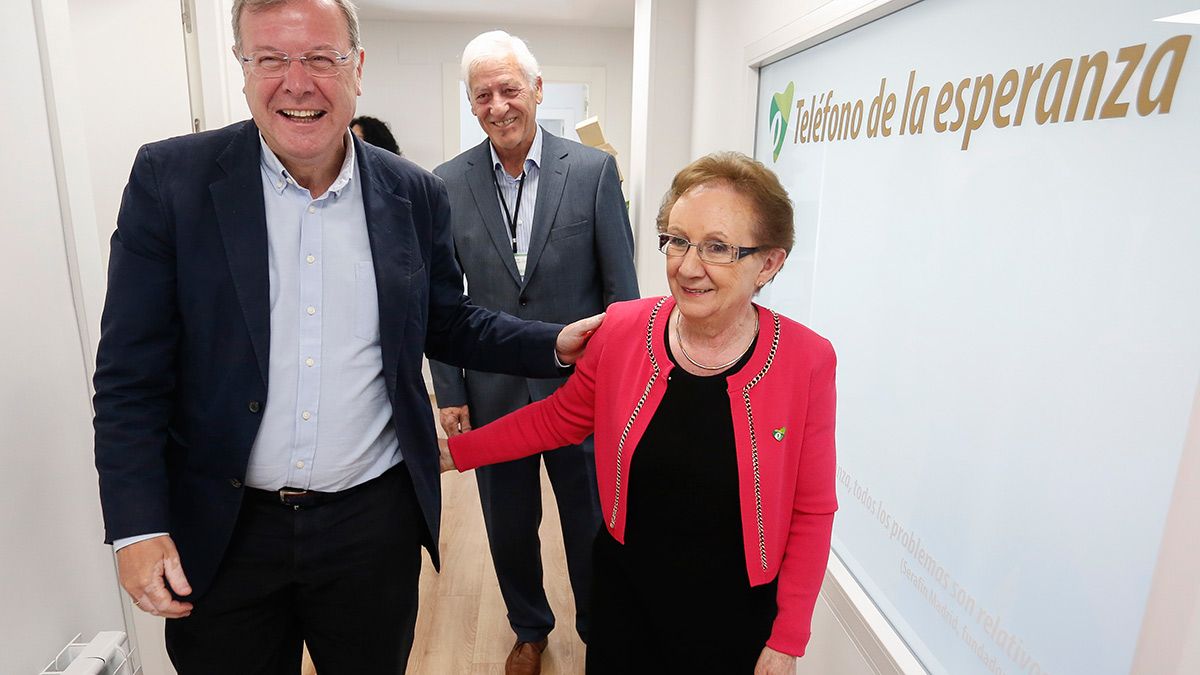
top-left (754, 646), bottom-right (796, 674)
top-left (438, 437), bottom-right (457, 473)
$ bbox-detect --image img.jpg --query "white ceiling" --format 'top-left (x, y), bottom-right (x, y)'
top-left (355, 0), bottom-right (636, 28)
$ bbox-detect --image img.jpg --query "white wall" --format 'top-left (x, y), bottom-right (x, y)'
top-left (0, 2), bottom-right (196, 673)
top-left (1, 1), bottom-right (126, 672)
top-left (355, 19), bottom-right (633, 175)
top-left (627, 0), bottom-right (695, 298)
top-left (67, 0), bottom-right (194, 266)
top-left (192, 0), bottom-right (251, 131)
top-left (68, 4), bottom-right (194, 674)
top-left (628, 0), bottom-right (854, 296)
top-left (691, 0), bottom-right (831, 156)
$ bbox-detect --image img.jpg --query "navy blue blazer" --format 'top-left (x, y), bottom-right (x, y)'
top-left (93, 120), bottom-right (562, 598)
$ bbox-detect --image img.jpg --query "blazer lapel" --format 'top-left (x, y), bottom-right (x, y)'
top-left (358, 138), bottom-right (418, 400)
top-left (211, 122), bottom-right (270, 387)
top-left (522, 131), bottom-right (567, 289)
top-left (465, 141), bottom-right (522, 285)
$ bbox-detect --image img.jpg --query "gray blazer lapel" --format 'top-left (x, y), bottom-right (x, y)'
top-left (211, 123), bottom-right (270, 387)
top-left (522, 131), bottom-right (568, 288)
top-left (464, 141), bottom-right (522, 285)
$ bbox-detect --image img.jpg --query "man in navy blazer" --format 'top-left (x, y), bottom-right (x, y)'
top-left (91, 1), bottom-right (598, 672)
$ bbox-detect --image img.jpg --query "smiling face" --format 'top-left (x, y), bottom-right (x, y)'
top-left (468, 55), bottom-right (542, 159)
top-left (237, 0), bottom-right (363, 176)
top-left (666, 182), bottom-right (786, 328)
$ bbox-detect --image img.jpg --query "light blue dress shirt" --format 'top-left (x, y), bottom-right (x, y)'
top-left (246, 131), bottom-right (400, 491)
top-left (114, 132), bottom-right (399, 550)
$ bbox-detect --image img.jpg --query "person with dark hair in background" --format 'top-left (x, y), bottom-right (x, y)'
top-left (350, 114), bottom-right (401, 155)
top-left (91, 1), bottom-right (601, 672)
top-left (430, 29), bottom-right (639, 675)
top-left (444, 152), bottom-right (837, 674)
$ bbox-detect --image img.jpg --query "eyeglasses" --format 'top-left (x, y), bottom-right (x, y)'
top-left (657, 233), bottom-right (761, 264)
top-left (238, 49), bottom-right (356, 78)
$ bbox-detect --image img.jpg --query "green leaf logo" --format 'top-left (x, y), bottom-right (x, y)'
top-left (769, 82), bottom-right (795, 162)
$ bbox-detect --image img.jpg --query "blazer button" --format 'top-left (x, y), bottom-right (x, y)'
top-left (519, 296), bottom-right (528, 307)
top-left (229, 478), bottom-right (243, 488)
top-left (248, 400), bottom-right (261, 413)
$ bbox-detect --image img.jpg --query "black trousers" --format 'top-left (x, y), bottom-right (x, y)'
top-left (164, 463), bottom-right (424, 675)
top-left (475, 436), bottom-right (601, 643)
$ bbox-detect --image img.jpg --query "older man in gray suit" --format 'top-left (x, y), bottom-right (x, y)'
top-left (431, 30), bottom-right (639, 675)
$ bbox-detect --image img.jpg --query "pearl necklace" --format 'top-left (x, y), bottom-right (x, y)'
top-left (674, 309), bottom-right (759, 371)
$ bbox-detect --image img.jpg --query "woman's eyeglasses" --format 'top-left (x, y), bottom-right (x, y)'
top-left (657, 233), bottom-right (761, 264)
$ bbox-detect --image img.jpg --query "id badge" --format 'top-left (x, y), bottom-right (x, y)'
top-left (514, 252), bottom-right (528, 279)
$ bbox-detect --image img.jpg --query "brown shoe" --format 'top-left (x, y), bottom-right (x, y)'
top-left (504, 638), bottom-right (548, 675)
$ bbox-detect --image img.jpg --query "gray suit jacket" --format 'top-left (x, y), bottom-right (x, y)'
top-left (431, 131), bottom-right (639, 425)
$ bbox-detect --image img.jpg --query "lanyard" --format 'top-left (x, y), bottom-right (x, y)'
top-left (492, 167), bottom-right (525, 253)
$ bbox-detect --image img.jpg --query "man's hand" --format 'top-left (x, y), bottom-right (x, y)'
top-left (437, 437), bottom-right (457, 473)
top-left (555, 312), bottom-right (605, 366)
top-left (753, 646), bottom-right (796, 674)
top-left (438, 405), bottom-right (472, 438)
top-left (116, 535), bottom-right (194, 618)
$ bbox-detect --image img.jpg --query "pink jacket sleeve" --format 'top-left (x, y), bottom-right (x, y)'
top-left (767, 342), bottom-right (838, 656)
top-left (448, 323), bottom-right (607, 471)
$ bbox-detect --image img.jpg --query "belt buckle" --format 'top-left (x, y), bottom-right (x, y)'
top-left (278, 488), bottom-right (309, 505)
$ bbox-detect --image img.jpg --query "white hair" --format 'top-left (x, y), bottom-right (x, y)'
top-left (460, 30), bottom-right (541, 97)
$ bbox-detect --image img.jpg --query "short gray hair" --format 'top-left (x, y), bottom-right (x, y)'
top-left (232, 0), bottom-right (361, 52)
top-left (460, 30), bottom-right (541, 96)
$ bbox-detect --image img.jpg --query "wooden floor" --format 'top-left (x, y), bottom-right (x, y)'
top-left (409, 467), bottom-right (586, 674)
top-left (302, 464), bottom-right (586, 675)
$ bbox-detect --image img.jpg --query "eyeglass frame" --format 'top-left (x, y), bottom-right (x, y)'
top-left (657, 233), bottom-right (763, 265)
top-left (237, 49), bottom-right (358, 78)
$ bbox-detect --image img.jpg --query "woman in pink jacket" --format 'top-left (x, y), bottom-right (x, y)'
top-left (445, 152), bottom-right (837, 674)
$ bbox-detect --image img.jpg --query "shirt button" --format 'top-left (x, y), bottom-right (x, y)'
top-left (248, 400), bottom-right (261, 413)
top-left (305, 357), bottom-right (315, 367)
top-left (308, 206), bottom-right (316, 214)
top-left (296, 460), bottom-right (305, 469)
top-left (302, 410), bottom-right (311, 420)
top-left (276, 181), bottom-right (284, 189)
top-left (306, 306), bottom-right (316, 315)
top-left (306, 254), bottom-right (316, 264)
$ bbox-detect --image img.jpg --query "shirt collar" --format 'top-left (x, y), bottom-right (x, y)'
top-left (489, 125), bottom-right (542, 178)
top-left (259, 129), bottom-right (357, 198)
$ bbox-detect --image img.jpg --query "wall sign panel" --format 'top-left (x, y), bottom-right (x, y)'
top-left (753, 1), bottom-right (1200, 673)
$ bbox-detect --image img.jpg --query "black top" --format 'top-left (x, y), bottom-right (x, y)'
top-left (587, 316), bottom-right (779, 672)
top-left (623, 319), bottom-right (760, 584)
